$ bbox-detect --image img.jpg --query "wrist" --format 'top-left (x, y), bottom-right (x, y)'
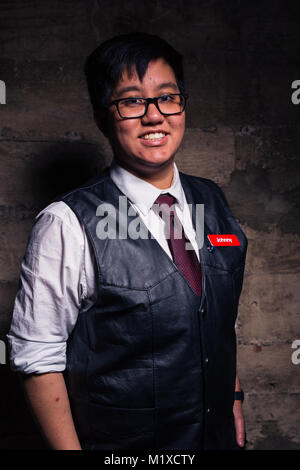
top-left (234, 390), bottom-right (244, 403)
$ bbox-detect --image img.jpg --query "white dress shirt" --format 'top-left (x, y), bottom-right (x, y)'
top-left (7, 161), bottom-right (200, 374)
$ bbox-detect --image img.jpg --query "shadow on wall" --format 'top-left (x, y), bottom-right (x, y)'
top-left (0, 141), bottom-right (110, 449)
top-left (26, 141), bottom-right (110, 211)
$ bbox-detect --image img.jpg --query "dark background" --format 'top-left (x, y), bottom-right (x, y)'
top-left (0, 0), bottom-right (300, 449)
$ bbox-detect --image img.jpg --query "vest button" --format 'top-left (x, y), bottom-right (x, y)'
top-left (199, 307), bottom-right (206, 316)
top-left (206, 408), bottom-right (211, 414)
top-left (205, 357), bottom-right (209, 365)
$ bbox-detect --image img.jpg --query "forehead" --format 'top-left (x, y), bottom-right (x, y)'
top-left (112, 58), bottom-right (178, 98)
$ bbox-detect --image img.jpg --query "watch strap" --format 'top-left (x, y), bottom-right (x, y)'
top-left (234, 390), bottom-right (244, 402)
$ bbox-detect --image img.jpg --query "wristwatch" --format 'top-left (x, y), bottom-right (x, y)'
top-left (234, 390), bottom-right (244, 403)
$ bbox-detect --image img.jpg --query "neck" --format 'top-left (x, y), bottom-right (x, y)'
top-left (113, 158), bottom-right (175, 189)
top-left (142, 164), bottom-right (174, 189)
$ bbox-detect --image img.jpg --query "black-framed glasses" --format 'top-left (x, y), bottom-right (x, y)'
top-left (108, 93), bottom-right (188, 119)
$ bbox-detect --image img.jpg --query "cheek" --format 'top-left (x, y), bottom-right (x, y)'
top-left (115, 121), bottom-right (137, 147)
top-left (169, 115), bottom-right (185, 143)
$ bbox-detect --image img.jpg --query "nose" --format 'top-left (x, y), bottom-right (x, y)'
top-left (141, 101), bottom-right (164, 124)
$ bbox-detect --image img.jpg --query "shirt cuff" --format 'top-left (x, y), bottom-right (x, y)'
top-left (7, 335), bottom-right (67, 374)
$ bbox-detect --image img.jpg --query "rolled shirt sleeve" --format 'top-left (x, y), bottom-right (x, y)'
top-left (7, 201), bottom-right (91, 374)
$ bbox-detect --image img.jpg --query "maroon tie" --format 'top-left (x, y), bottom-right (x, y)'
top-left (154, 193), bottom-right (202, 297)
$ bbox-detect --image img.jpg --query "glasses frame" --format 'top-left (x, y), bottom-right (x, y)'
top-left (108, 93), bottom-right (189, 119)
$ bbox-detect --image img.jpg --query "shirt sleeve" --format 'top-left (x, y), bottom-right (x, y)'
top-left (7, 203), bottom-right (87, 374)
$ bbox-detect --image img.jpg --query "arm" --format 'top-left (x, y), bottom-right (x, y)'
top-left (22, 372), bottom-right (81, 450)
top-left (233, 373), bottom-right (245, 447)
top-left (7, 204), bottom-right (94, 450)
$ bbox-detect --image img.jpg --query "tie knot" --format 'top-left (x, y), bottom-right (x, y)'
top-left (155, 193), bottom-right (176, 207)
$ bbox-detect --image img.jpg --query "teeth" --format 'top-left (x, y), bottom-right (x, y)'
top-left (142, 132), bottom-right (166, 140)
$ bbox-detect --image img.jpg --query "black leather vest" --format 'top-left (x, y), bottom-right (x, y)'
top-left (59, 166), bottom-right (247, 450)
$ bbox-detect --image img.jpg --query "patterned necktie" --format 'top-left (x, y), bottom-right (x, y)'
top-left (154, 193), bottom-right (202, 297)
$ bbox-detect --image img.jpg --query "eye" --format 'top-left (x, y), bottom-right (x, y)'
top-left (159, 94), bottom-right (175, 102)
top-left (122, 97), bottom-right (144, 107)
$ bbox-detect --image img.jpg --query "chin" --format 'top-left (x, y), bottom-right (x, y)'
top-left (136, 155), bottom-right (174, 168)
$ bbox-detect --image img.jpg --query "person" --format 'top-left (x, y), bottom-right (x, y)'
top-left (7, 32), bottom-right (247, 451)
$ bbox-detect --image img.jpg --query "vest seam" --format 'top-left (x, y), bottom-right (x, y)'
top-left (146, 287), bottom-right (158, 448)
top-left (55, 194), bottom-right (107, 289)
top-left (96, 268), bottom-right (176, 291)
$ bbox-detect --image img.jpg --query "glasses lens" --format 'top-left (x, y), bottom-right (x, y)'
top-left (158, 94), bottom-right (185, 115)
top-left (118, 98), bottom-right (146, 118)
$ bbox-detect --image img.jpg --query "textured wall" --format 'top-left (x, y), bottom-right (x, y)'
top-left (0, 0), bottom-right (299, 449)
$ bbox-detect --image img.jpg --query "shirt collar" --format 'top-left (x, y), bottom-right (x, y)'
top-left (109, 160), bottom-right (185, 215)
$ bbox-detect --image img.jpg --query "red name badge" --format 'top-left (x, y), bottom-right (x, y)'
top-left (207, 234), bottom-right (240, 246)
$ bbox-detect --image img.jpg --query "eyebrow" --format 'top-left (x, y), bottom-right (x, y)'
top-left (114, 82), bottom-right (179, 99)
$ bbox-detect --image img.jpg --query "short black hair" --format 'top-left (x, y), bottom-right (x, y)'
top-left (84, 32), bottom-right (185, 116)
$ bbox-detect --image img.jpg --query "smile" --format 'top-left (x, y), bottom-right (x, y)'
top-left (139, 131), bottom-right (169, 146)
top-left (141, 132), bottom-right (167, 140)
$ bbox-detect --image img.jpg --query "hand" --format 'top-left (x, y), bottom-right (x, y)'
top-left (233, 399), bottom-right (245, 447)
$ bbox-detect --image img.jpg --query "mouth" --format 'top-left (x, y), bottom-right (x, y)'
top-left (139, 130), bottom-right (169, 146)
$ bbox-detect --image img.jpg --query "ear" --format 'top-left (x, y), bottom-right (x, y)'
top-left (94, 112), bottom-right (110, 138)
